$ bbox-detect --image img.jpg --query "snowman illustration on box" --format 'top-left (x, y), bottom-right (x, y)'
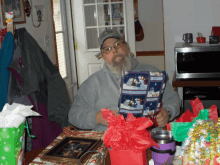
top-left (128, 99), bottom-right (136, 107)
top-left (123, 97), bottom-right (143, 109)
top-left (125, 76), bottom-right (147, 89)
top-left (119, 71), bottom-right (167, 118)
top-left (135, 98), bottom-right (143, 107)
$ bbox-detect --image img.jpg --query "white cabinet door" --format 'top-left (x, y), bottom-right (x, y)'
top-left (72, 0), bottom-right (136, 85)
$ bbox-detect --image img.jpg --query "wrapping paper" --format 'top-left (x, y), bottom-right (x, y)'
top-left (180, 118), bottom-right (220, 164)
top-left (166, 98), bottom-right (220, 164)
top-left (167, 97), bottom-right (219, 142)
top-left (118, 71), bottom-right (166, 119)
top-left (175, 98), bottom-right (204, 123)
top-left (171, 109), bottom-right (209, 142)
top-left (209, 105), bottom-right (219, 122)
top-left (29, 131), bottom-right (108, 165)
top-left (102, 108), bottom-right (159, 151)
top-left (0, 103), bottom-right (41, 128)
top-left (167, 98), bottom-right (218, 133)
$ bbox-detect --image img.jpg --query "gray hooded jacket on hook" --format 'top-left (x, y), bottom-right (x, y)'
top-left (69, 57), bottom-right (181, 131)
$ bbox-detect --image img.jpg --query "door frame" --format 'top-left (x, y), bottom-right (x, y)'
top-left (71, 0), bottom-right (136, 86)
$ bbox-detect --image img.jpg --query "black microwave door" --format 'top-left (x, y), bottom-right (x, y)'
top-left (177, 51), bottom-right (220, 73)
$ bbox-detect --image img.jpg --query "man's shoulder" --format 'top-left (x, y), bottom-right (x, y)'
top-left (80, 69), bottom-right (105, 87)
top-left (134, 62), bottom-right (161, 72)
top-left (87, 68), bottom-right (105, 80)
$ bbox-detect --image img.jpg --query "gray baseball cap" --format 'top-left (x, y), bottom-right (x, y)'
top-left (98, 29), bottom-right (122, 49)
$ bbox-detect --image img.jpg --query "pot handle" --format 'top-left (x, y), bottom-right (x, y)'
top-left (151, 147), bottom-right (176, 155)
top-left (182, 34), bottom-right (186, 41)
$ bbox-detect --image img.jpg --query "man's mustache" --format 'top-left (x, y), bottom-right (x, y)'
top-left (112, 54), bottom-right (124, 60)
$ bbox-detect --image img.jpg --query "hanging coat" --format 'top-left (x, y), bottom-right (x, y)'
top-left (8, 28), bottom-right (70, 128)
top-left (0, 32), bottom-right (14, 111)
top-left (7, 28), bottom-right (70, 150)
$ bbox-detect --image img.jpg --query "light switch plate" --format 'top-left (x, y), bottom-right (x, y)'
top-left (44, 35), bottom-right (50, 47)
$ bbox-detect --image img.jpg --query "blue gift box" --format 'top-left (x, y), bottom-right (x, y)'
top-left (119, 71), bottom-right (167, 119)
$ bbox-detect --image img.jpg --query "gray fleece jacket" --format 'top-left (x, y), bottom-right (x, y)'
top-left (68, 57), bottom-right (181, 131)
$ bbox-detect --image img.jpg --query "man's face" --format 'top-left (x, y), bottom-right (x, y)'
top-left (102, 37), bottom-right (129, 63)
top-left (101, 38), bottom-right (131, 75)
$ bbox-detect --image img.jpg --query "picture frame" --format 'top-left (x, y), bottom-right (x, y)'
top-left (1, 0), bottom-right (26, 26)
top-left (41, 137), bottom-right (102, 164)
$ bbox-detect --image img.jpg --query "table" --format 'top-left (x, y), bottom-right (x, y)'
top-left (25, 148), bottom-right (152, 165)
top-left (172, 73), bottom-right (220, 114)
top-left (25, 148), bottom-right (45, 164)
top-left (172, 73), bottom-right (220, 88)
top-left (25, 148), bottom-right (111, 165)
top-left (24, 128), bottom-right (155, 165)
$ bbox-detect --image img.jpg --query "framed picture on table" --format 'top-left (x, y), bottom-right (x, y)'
top-left (1, 0), bottom-right (26, 26)
top-left (41, 137), bottom-right (102, 164)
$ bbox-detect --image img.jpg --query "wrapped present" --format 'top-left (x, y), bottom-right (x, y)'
top-left (102, 108), bottom-right (159, 165)
top-left (167, 98), bottom-right (220, 165)
top-left (30, 130), bottom-right (108, 165)
top-left (118, 71), bottom-right (167, 125)
top-left (0, 103), bottom-right (40, 165)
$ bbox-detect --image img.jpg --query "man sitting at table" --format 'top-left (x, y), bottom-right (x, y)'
top-left (68, 29), bottom-right (181, 131)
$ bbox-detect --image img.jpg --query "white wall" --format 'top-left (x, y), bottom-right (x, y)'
top-left (0, 0), bottom-right (56, 64)
top-left (136, 0), bottom-right (163, 51)
top-left (163, 0), bottom-right (220, 100)
top-left (137, 56), bottom-right (165, 71)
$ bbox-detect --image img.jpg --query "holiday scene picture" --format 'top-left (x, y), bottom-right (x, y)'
top-left (119, 94), bottom-right (145, 110)
top-left (150, 71), bottom-right (164, 76)
top-left (143, 101), bottom-right (158, 116)
top-left (53, 141), bottom-right (90, 158)
top-left (147, 81), bottom-right (163, 97)
top-left (143, 107), bottom-right (154, 116)
top-left (122, 72), bottom-right (149, 90)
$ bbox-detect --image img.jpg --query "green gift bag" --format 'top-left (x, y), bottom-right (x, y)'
top-left (0, 103), bottom-right (41, 165)
top-left (0, 122), bottom-right (26, 165)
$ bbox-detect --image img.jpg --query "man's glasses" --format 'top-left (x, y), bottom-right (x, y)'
top-left (102, 41), bottom-right (125, 54)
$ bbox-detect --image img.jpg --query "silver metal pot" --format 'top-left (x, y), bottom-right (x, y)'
top-left (151, 130), bottom-right (176, 165)
top-left (151, 130), bottom-right (174, 144)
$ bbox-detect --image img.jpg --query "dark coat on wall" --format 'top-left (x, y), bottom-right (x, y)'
top-left (7, 28), bottom-right (70, 150)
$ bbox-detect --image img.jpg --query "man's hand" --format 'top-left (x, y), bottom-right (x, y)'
top-left (112, 110), bottom-right (120, 117)
top-left (96, 110), bottom-right (120, 126)
top-left (156, 108), bottom-right (169, 127)
top-left (96, 111), bottom-right (108, 126)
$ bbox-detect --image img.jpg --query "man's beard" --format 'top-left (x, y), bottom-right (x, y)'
top-left (107, 53), bottom-right (131, 76)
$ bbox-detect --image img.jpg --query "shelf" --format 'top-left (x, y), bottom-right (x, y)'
top-left (172, 73), bottom-right (220, 87)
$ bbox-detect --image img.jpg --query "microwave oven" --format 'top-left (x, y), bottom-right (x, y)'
top-left (175, 42), bottom-right (220, 80)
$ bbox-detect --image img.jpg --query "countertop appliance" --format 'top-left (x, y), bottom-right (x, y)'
top-left (174, 42), bottom-right (220, 80)
top-left (183, 87), bottom-right (220, 115)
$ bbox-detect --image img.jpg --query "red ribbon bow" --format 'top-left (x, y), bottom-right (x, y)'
top-left (102, 108), bottom-right (159, 151)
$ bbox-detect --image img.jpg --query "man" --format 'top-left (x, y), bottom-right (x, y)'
top-left (69, 29), bottom-right (181, 131)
